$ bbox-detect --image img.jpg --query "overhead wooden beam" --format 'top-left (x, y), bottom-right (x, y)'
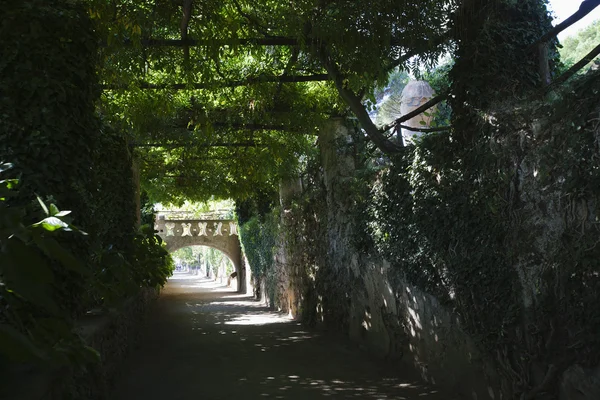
top-left (102, 74), bottom-right (330, 90)
top-left (116, 36), bottom-right (408, 49)
top-left (137, 37), bottom-right (299, 47)
top-left (133, 141), bottom-right (265, 148)
top-left (207, 122), bottom-right (315, 133)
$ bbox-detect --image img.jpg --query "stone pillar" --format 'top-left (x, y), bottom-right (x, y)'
top-left (315, 118), bottom-right (357, 328)
top-left (319, 118), bottom-right (356, 266)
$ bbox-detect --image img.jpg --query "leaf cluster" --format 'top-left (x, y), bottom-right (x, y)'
top-left (0, 167), bottom-right (98, 368)
top-left (0, 1), bottom-right (175, 373)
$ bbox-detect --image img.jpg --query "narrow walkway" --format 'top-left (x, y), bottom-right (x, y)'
top-left (113, 273), bottom-right (455, 400)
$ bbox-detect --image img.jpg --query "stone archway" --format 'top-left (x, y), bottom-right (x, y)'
top-left (155, 216), bottom-right (246, 293)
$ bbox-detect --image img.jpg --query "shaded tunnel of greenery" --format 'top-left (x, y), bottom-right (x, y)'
top-left (2, 0), bottom-right (600, 399)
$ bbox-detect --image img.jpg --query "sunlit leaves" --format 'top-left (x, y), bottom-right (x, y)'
top-left (92, 0), bottom-right (455, 202)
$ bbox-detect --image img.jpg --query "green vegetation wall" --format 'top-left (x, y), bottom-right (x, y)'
top-left (239, 212), bottom-right (279, 302)
top-left (239, 66), bottom-right (600, 397)
top-left (0, 0), bottom-right (174, 370)
top-left (0, 0), bottom-right (148, 309)
top-left (1, 0), bottom-right (104, 316)
top-left (1, 0), bottom-right (98, 212)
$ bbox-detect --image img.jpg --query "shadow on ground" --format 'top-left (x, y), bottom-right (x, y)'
top-left (112, 272), bottom-right (459, 400)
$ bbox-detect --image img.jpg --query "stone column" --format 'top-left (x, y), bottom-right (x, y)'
top-left (318, 117), bottom-right (356, 266)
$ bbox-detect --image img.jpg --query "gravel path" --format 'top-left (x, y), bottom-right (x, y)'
top-left (112, 272), bottom-right (457, 400)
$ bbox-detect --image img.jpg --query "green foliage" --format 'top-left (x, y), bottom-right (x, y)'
top-left (158, 199), bottom-right (235, 219)
top-left (131, 225), bottom-right (175, 289)
top-left (206, 247), bottom-right (234, 276)
top-left (0, 0), bottom-right (99, 216)
top-left (89, 0), bottom-right (456, 202)
top-left (451, 0), bottom-right (559, 111)
top-left (171, 246), bottom-right (197, 265)
top-left (140, 190), bottom-right (155, 228)
top-left (239, 213), bottom-right (278, 282)
top-left (235, 189), bottom-right (279, 225)
top-left (0, 163), bottom-right (173, 369)
top-left (360, 69), bottom-right (600, 396)
top-left (170, 245), bottom-right (232, 276)
top-left (88, 224), bottom-right (174, 308)
top-left (0, 167), bottom-right (99, 367)
top-left (0, 1), bottom-right (175, 374)
top-left (559, 19), bottom-right (600, 68)
top-left (421, 60), bottom-right (453, 127)
top-left (0, 0), bottom-right (139, 317)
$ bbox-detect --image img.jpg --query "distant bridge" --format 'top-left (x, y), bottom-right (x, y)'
top-left (155, 217), bottom-right (246, 293)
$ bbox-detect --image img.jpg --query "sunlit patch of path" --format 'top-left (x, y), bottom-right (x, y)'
top-left (112, 272), bottom-right (459, 400)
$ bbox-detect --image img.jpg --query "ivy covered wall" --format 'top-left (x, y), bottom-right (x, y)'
top-left (239, 67), bottom-right (600, 399)
top-left (0, 0), bottom-right (174, 373)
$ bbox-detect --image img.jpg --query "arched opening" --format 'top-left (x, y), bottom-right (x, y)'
top-left (170, 245), bottom-right (239, 290)
top-left (154, 217), bottom-right (246, 293)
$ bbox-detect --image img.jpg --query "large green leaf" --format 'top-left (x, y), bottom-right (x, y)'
top-left (32, 216), bottom-right (69, 232)
top-left (49, 204), bottom-right (60, 216)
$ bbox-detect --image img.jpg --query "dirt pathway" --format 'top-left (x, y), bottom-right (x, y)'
top-left (112, 273), bottom-right (457, 400)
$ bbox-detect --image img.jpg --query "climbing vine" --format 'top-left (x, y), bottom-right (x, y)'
top-left (0, 0), bottom-right (175, 371)
top-left (238, 211), bottom-right (279, 299)
top-left (361, 70), bottom-right (600, 397)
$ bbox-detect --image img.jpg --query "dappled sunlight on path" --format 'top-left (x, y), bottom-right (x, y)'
top-left (112, 272), bottom-right (457, 400)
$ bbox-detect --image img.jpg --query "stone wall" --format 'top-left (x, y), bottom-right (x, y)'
top-left (259, 98), bottom-right (600, 399)
top-left (266, 119), bottom-right (504, 399)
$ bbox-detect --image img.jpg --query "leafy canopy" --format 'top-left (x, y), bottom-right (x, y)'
top-left (90, 0), bottom-right (453, 204)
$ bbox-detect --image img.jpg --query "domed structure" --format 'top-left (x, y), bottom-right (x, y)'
top-left (400, 80), bottom-right (436, 145)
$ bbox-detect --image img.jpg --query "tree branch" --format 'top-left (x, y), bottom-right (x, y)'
top-left (182, 121), bottom-right (316, 133)
top-left (379, 92), bottom-right (449, 133)
top-left (386, 35), bottom-right (449, 73)
top-left (231, 0), bottom-right (273, 37)
top-left (528, 0), bottom-right (600, 50)
top-left (275, 47), bottom-right (300, 98)
top-left (397, 124), bottom-right (452, 133)
top-left (317, 45), bottom-right (402, 154)
top-left (126, 36), bottom-right (408, 49)
top-left (538, 43), bottom-right (551, 86)
top-left (547, 42), bottom-right (600, 88)
top-left (180, 0), bottom-right (193, 62)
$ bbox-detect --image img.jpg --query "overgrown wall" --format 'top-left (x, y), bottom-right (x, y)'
top-left (241, 71), bottom-right (600, 400)
top-left (0, 0), bottom-right (174, 380)
top-left (309, 119), bottom-right (501, 398)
